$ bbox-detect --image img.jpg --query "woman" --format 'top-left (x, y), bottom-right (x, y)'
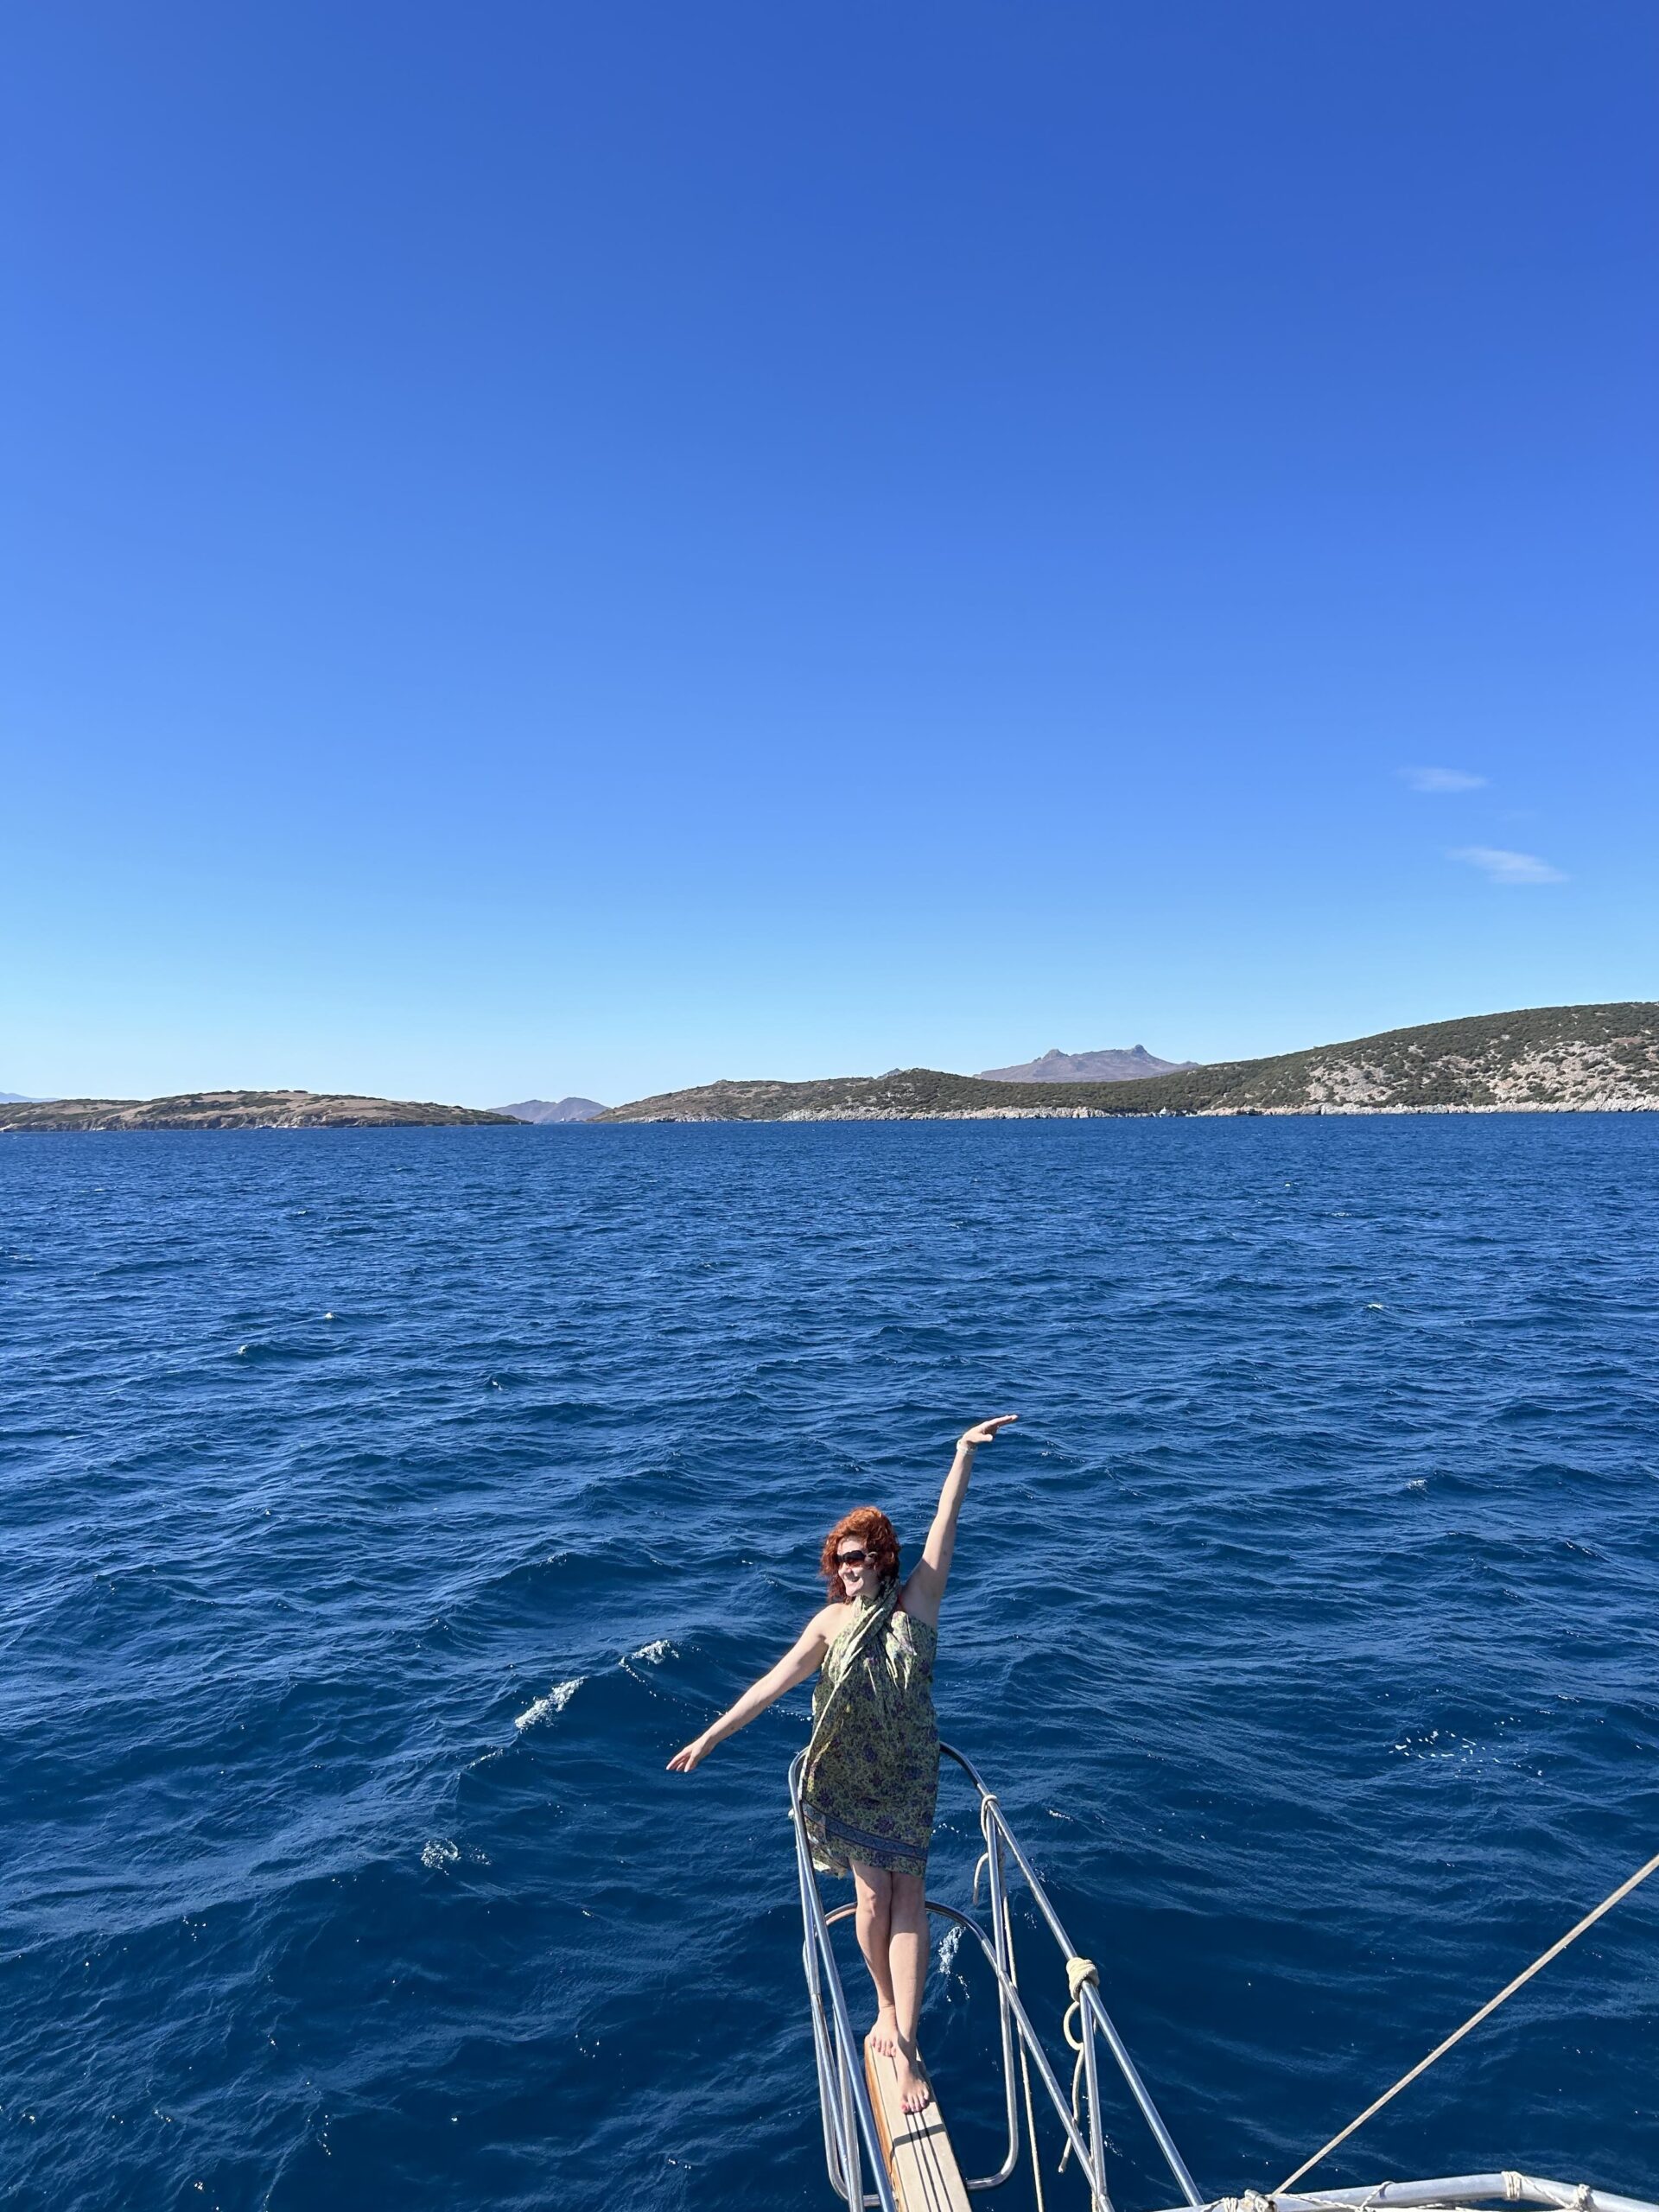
top-left (667, 1414), bottom-right (1017, 2113)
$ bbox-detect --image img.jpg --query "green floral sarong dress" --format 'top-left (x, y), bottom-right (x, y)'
top-left (801, 1585), bottom-right (939, 1879)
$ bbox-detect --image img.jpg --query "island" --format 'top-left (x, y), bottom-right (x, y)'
top-left (0, 1090), bottom-right (516, 1132)
top-left (594, 1003), bottom-right (1659, 1121)
top-left (493, 1097), bottom-right (608, 1123)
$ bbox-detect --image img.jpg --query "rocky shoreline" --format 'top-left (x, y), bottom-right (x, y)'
top-left (9, 1004), bottom-right (1656, 1130)
top-left (597, 1003), bottom-right (1659, 1122)
top-left (722, 1096), bottom-right (1659, 1122)
top-left (0, 1090), bottom-right (514, 1133)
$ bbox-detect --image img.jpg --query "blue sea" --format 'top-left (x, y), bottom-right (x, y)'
top-left (3, 1117), bottom-right (1657, 2212)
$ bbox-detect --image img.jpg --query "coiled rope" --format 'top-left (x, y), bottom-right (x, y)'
top-left (1057, 1955), bottom-right (1100, 2176)
top-left (1280, 1847), bottom-right (1659, 2192)
top-left (975, 1804), bottom-right (1109, 2211)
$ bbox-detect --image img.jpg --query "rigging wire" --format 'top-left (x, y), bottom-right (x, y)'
top-left (1279, 1847), bottom-right (1659, 2193)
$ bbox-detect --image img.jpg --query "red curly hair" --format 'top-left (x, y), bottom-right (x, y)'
top-left (820, 1506), bottom-right (900, 1593)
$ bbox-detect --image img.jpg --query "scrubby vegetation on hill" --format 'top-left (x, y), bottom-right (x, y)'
top-left (0, 1091), bottom-right (513, 1132)
top-left (596, 1004), bottom-right (1659, 1121)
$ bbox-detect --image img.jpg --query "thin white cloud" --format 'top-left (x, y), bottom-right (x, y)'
top-left (1402, 766), bottom-right (1487, 793)
top-left (1449, 845), bottom-right (1567, 886)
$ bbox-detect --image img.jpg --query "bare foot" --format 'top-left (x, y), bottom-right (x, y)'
top-left (894, 2037), bottom-right (931, 2116)
top-left (870, 2005), bottom-right (899, 2060)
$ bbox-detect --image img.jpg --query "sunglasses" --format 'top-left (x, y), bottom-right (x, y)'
top-left (836, 1548), bottom-right (871, 1568)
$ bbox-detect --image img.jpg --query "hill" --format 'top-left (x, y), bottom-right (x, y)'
top-left (596, 1004), bottom-right (1659, 1121)
top-left (0, 1090), bottom-right (515, 1132)
top-left (494, 1097), bottom-right (608, 1123)
top-left (978, 1046), bottom-right (1194, 1083)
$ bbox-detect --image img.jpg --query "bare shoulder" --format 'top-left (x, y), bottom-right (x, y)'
top-left (812, 1599), bottom-right (854, 1640)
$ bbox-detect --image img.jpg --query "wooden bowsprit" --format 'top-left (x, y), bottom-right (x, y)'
top-left (790, 1741), bottom-right (1187, 2212)
top-left (862, 2033), bottom-right (971, 2212)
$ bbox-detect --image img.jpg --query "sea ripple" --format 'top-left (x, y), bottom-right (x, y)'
top-left (2, 1117), bottom-right (1656, 2209)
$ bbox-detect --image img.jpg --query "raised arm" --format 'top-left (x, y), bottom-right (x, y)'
top-left (901, 1414), bottom-right (1018, 1628)
top-left (666, 1605), bottom-right (839, 1772)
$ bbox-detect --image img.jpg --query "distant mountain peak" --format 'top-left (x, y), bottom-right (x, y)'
top-left (494, 1096), bottom-right (607, 1123)
top-left (977, 1046), bottom-right (1197, 1084)
top-left (595, 1003), bottom-right (1659, 1122)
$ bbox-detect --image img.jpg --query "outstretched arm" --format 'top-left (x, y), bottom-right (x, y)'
top-left (901, 1414), bottom-right (1018, 1628)
top-left (666, 1608), bottom-right (837, 1772)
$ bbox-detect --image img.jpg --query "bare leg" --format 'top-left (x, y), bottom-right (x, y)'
top-left (887, 1870), bottom-right (931, 2112)
top-left (852, 1860), bottom-right (899, 2056)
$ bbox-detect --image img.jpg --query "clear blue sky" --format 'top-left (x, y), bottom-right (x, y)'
top-left (3, 3), bottom-right (1655, 1106)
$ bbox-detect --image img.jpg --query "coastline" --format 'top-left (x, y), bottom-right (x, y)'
top-left (622, 1097), bottom-right (1659, 1122)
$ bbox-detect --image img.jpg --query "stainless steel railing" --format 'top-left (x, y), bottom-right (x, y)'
top-left (791, 1746), bottom-right (1659, 2212)
top-left (789, 1740), bottom-right (1205, 2211)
